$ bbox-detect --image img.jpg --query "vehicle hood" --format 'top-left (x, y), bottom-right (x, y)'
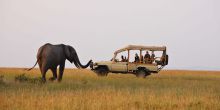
top-left (93, 61), bottom-right (112, 65)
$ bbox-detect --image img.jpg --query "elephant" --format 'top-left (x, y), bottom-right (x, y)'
top-left (27, 43), bottom-right (92, 82)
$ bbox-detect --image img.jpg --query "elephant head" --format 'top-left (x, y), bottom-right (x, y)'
top-left (64, 45), bottom-right (92, 68)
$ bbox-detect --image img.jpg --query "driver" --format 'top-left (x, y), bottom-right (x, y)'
top-left (121, 55), bottom-right (125, 62)
top-left (124, 56), bottom-right (127, 62)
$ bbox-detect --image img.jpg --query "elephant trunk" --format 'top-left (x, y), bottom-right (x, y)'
top-left (79, 60), bottom-right (92, 68)
top-left (73, 52), bottom-right (92, 69)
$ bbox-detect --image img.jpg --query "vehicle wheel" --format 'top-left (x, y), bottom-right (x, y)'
top-left (94, 67), bottom-right (109, 77)
top-left (136, 70), bottom-right (150, 78)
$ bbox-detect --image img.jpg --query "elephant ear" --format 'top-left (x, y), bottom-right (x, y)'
top-left (64, 45), bottom-right (71, 61)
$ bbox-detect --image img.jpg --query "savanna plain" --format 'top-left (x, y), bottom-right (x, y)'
top-left (0, 68), bottom-right (220, 110)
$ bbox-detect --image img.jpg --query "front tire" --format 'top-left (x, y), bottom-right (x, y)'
top-left (94, 67), bottom-right (109, 77)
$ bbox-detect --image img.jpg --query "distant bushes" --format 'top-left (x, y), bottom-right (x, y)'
top-left (15, 73), bottom-right (43, 84)
top-left (0, 75), bottom-right (5, 85)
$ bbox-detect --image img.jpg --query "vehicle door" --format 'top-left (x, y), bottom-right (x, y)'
top-left (111, 61), bottom-right (128, 72)
top-left (127, 62), bottom-right (137, 72)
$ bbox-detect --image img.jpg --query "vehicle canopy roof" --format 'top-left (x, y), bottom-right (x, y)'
top-left (114, 45), bottom-right (166, 54)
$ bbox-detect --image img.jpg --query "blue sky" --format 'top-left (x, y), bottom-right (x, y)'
top-left (1, 0), bottom-right (220, 70)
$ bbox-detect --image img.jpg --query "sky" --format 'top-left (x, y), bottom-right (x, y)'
top-left (0, 0), bottom-right (220, 70)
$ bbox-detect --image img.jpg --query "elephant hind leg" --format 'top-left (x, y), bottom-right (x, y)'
top-left (49, 68), bottom-right (57, 81)
top-left (38, 59), bottom-right (46, 82)
top-left (41, 69), bottom-right (48, 83)
top-left (40, 63), bottom-right (49, 83)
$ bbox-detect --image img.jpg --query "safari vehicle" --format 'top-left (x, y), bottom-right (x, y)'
top-left (90, 45), bottom-right (168, 78)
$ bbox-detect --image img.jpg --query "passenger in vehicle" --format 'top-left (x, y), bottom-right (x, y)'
top-left (134, 53), bottom-right (140, 63)
top-left (160, 53), bottom-right (166, 64)
top-left (151, 51), bottom-right (155, 63)
top-left (144, 51), bottom-right (150, 64)
top-left (124, 56), bottom-right (127, 62)
top-left (121, 55), bottom-right (125, 62)
top-left (155, 53), bottom-right (166, 65)
top-left (140, 54), bottom-right (144, 63)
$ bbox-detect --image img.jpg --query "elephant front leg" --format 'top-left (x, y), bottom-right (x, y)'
top-left (58, 63), bottom-right (65, 82)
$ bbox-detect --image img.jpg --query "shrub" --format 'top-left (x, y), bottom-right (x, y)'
top-left (15, 73), bottom-right (28, 82)
top-left (15, 73), bottom-right (43, 84)
top-left (0, 75), bottom-right (5, 85)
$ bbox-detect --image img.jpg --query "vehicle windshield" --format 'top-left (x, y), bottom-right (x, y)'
top-left (113, 51), bottom-right (128, 62)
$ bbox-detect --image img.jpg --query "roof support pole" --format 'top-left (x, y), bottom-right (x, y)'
top-left (140, 50), bottom-right (142, 63)
top-left (128, 50), bottom-right (130, 62)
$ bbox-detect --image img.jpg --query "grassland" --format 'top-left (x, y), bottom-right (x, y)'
top-left (0, 68), bottom-right (220, 110)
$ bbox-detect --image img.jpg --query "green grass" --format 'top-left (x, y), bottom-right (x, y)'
top-left (0, 68), bottom-right (220, 110)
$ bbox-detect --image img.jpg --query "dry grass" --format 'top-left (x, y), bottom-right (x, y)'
top-left (0, 68), bottom-right (220, 110)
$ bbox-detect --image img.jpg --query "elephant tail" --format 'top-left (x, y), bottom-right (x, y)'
top-left (25, 43), bottom-right (49, 71)
top-left (25, 43), bottom-right (51, 71)
top-left (26, 60), bottom-right (38, 71)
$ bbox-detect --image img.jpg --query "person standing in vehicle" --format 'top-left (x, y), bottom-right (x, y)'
top-left (151, 51), bottom-right (155, 63)
top-left (144, 51), bottom-right (150, 63)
